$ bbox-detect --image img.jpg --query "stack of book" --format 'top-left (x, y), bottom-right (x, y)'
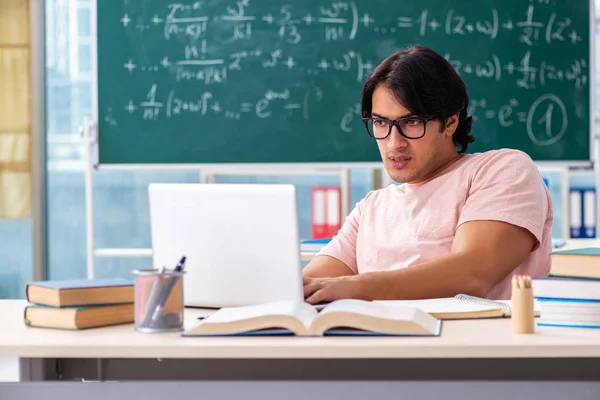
top-left (24, 279), bottom-right (135, 330)
top-left (300, 238), bottom-right (331, 253)
top-left (533, 247), bottom-right (600, 329)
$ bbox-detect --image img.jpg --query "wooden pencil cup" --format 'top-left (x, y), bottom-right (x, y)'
top-left (511, 275), bottom-right (535, 334)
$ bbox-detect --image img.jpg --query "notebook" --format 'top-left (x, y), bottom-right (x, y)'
top-left (375, 294), bottom-right (541, 320)
top-left (183, 299), bottom-right (442, 337)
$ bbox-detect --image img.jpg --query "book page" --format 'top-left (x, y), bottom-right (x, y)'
top-left (319, 299), bottom-right (420, 320)
top-left (313, 299), bottom-right (440, 336)
top-left (204, 300), bottom-right (318, 329)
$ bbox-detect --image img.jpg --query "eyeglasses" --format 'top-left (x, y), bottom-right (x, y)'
top-left (361, 115), bottom-right (438, 140)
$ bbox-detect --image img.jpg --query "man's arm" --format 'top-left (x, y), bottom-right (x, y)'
top-left (303, 255), bottom-right (355, 278)
top-left (304, 219), bottom-right (536, 303)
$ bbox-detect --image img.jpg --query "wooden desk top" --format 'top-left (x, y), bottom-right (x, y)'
top-left (1, 300), bottom-right (600, 359)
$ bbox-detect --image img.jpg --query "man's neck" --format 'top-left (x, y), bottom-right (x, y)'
top-left (408, 151), bottom-right (463, 186)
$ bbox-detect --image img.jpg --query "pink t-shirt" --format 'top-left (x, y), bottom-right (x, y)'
top-left (318, 149), bottom-right (554, 299)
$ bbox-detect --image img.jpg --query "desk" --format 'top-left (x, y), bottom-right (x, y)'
top-left (1, 300), bottom-right (599, 382)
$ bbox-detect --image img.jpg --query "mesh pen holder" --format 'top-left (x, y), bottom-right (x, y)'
top-left (133, 268), bottom-right (186, 333)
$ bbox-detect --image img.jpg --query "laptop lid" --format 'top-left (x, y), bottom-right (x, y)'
top-left (148, 183), bottom-right (304, 308)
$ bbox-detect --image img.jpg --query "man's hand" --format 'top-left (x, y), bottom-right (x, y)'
top-left (303, 275), bottom-right (364, 304)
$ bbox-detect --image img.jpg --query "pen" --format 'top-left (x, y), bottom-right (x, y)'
top-left (173, 256), bottom-right (186, 272)
top-left (141, 266), bottom-right (165, 328)
top-left (149, 256), bottom-right (186, 327)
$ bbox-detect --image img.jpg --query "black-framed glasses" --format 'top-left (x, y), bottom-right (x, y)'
top-left (361, 115), bottom-right (437, 140)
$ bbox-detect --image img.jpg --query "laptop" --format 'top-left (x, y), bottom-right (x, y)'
top-left (148, 183), bottom-right (305, 308)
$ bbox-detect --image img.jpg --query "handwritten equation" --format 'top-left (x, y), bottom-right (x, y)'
top-left (125, 83), bottom-right (324, 122)
top-left (394, 4), bottom-right (581, 46)
top-left (444, 51), bottom-right (588, 89)
top-left (108, 0), bottom-right (589, 149)
top-left (121, 2), bottom-right (583, 45)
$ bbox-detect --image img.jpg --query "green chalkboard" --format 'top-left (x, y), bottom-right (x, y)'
top-left (96, 0), bottom-right (591, 165)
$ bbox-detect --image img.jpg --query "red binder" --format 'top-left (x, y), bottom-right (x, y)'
top-left (311, 187), bottom-right (341, 239)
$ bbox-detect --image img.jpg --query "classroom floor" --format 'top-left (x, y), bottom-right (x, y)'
top-left (0, 357), bottom-right (19, 382)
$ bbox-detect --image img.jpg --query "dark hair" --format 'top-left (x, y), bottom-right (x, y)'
top-left (361, 45), bottom-right (474, 153)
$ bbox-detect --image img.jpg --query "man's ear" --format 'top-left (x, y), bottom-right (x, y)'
top-left (443, 113), bottom-right (460, 136)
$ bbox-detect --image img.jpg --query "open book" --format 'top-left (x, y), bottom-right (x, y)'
top-left (375, 294), bottom-right (541, 320)
top-left (183, 299), bottom-right (441, 337)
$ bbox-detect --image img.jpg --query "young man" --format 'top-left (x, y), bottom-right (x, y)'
top-left (303, 45), bottom-right (553, 303)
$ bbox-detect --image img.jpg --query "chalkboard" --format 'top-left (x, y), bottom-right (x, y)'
top-left (96, 0), bottom-right (591, 165)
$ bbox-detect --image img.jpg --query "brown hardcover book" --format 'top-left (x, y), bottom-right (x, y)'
top-left (25, 279), bottom-right (134, 307)
top-left (24, 303), bottom-right (134, 330)
top-left (550, 248), bottom-right (600, 280)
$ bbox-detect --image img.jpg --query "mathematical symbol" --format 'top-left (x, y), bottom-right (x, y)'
top-left (303, 14), bottom-right (314, 25)
top-left (465, 24), bottom-right (474, 32)
top-left (211, 102), bottom-right (222, 113)
top-left (463, 65), bottom-right (473, 73)
top-left (397, 17), bottom-right (413, 28)
top-left (428, 19), bottom-right (441, 31)
top-left (485, 110), bottom-right (496, 119)
top-left (317, 59), bottom-right (329, 71)
top-left (363, 62), bottom-right (373, 71)
top-left (502, 20), bottom-right (513, 30)
top-left (152, 15), bottom-right (164, 24)
top-left (361, 13), bottom-right (375, 28)
top-left (160, 57), bottom-right (171, 68)
top-left (125, 100), bottom-right (137, 113)
top-left (123, 59), bottom-right (137, 73)
top-left (240, 103), bottom-right (253, 112)
top-left (284, 56), bottom-right (296, 69)
top-left (262, 14), bottom-right (274, 24)
top-left (121, 13), bottom-right (131, 27)
top-left (568, 30), bottom-right (581, 44)
top-left (517, 112), bottom-right (527, 122)
top-left (504, 62), bottom-right (515, 75)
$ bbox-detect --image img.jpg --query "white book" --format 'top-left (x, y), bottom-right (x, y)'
top-left (183, 299), bottom-right (441, 337)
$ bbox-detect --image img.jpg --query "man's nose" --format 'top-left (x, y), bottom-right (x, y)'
top-left (387, 125), bottom-right (408, 150)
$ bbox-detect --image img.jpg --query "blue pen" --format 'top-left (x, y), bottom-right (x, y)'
top-left (149, 256), bottom-right (186, 327)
